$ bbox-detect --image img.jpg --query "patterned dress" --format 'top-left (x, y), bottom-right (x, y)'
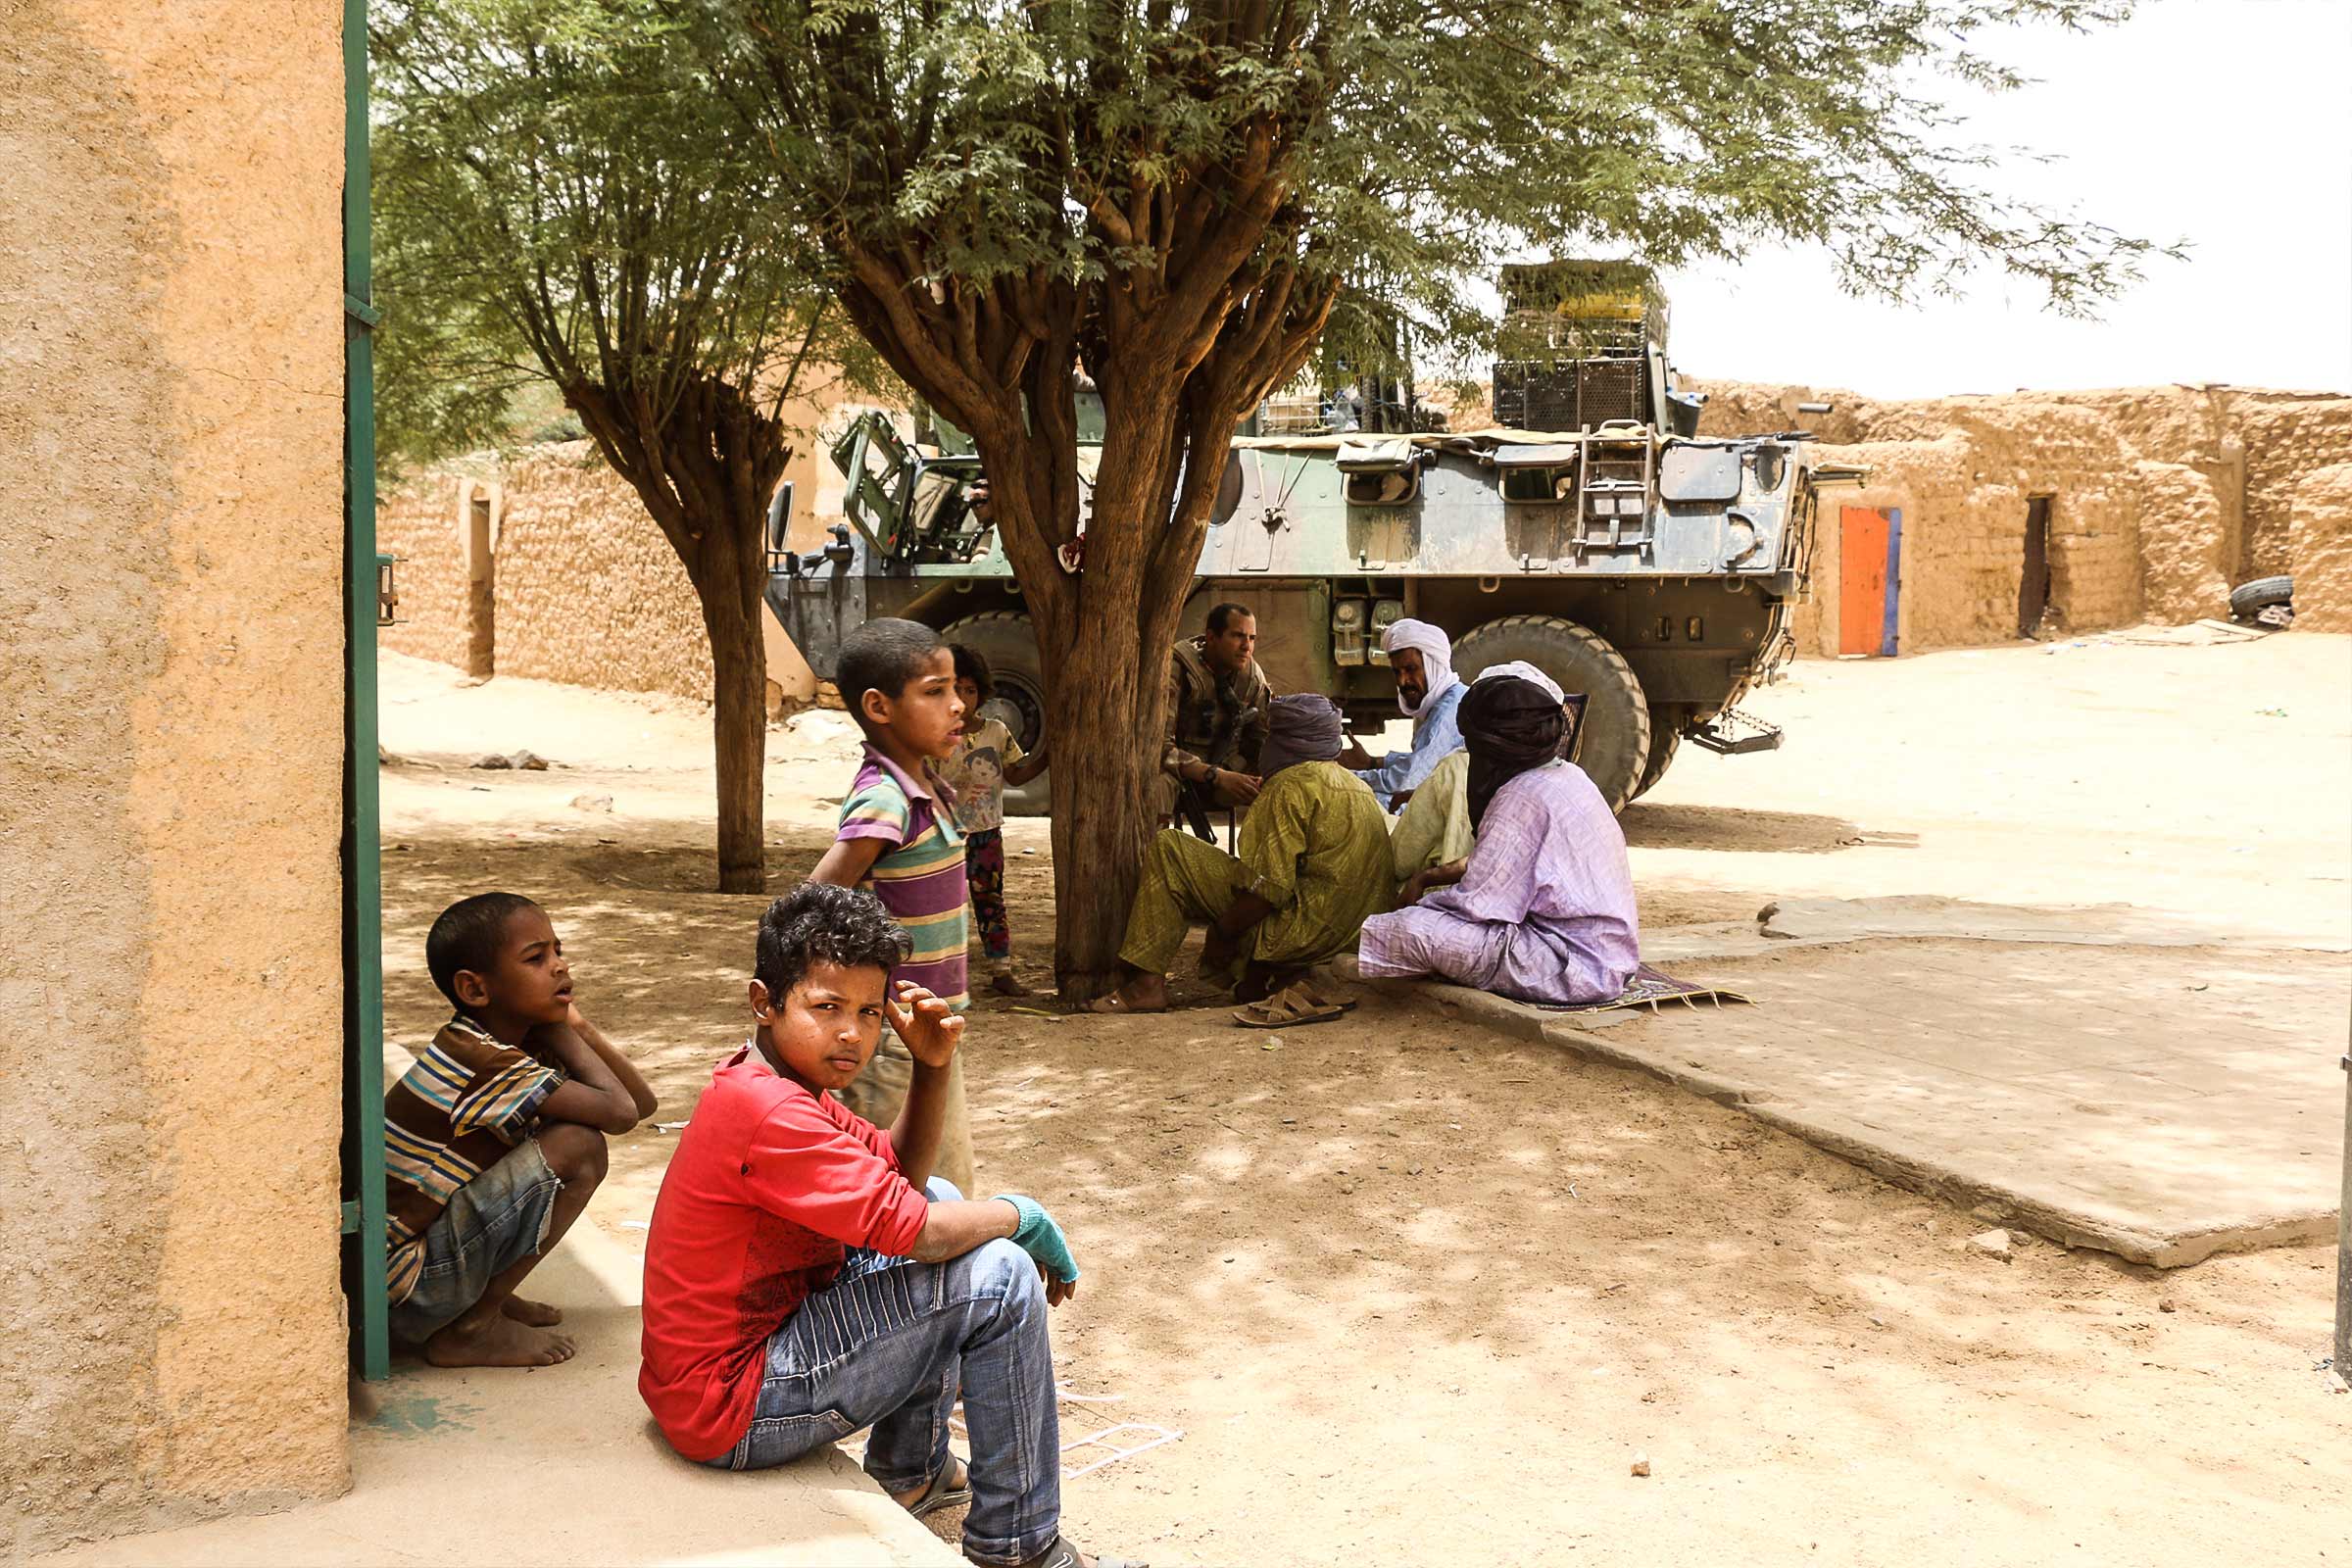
top-left (941, 719), bottom-right (1024, 963)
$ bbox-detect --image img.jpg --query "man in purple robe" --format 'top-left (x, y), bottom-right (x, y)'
top-left (1356, 663), bottom-right (1640, 1005)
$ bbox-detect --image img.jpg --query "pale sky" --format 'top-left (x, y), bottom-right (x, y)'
top-left (1658, 0), bottom-right (2352, 398)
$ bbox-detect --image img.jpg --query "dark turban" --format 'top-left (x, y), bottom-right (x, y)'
top-left (1254, 694), bottom-right (1346, 779)
top-left (1459, 676), bottom-right (1568, 829)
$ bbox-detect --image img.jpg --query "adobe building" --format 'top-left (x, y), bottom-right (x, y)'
top-left (3, 0), bottom-right (353, 1553)
top-left (375, 416), bottom-right (850, 713)
top-left (1690, 381), bottom-right (2352, 654)
top-left (380, 379), bottom-right (2352, 718)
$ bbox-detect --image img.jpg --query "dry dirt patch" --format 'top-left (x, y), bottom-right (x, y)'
top-left (372, 642), bottom-right (2351, 1566)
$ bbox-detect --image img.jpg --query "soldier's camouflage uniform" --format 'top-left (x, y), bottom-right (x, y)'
top-left (1155, 633), bottom-right (1272, 821)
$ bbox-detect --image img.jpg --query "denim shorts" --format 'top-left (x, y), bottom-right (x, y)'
top-left (387, 1136), bottom-right (562, 1344)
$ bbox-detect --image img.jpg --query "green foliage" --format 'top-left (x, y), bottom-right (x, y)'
top-left (711, 0), bottom-right (2161, 391)
top-left (373, 0), bottom-right (910, 894)
top-left (371, 0), bottom-right (891, 484)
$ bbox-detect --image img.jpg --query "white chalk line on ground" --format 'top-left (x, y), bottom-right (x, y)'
top-left (851, 1389), bottom-right (1183, 1483)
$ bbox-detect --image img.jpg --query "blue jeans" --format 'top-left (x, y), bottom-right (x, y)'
top-left (707, 1181), bottom-right (1060, 1566)
top-left (387, 1136), bottom-right (562, 1344)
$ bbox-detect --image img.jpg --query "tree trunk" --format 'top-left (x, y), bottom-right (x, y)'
top-left (691, 510), bottom-right (772, 896)
top-left (1027, 391), bottom-right (1206, 999)
top-left (562, 375), bottom-right (788, 897)
top-left (1037, 606), bottom-right (1169, 998)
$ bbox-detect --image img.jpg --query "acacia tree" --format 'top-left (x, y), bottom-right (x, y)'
top-left (374, 0), bottom-right (883, 892)
top-left (710, 0), bottom-right (2155, 991)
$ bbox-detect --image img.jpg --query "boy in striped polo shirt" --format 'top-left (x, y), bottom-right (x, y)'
top-left (810, 618), bottom-right (977, 1195)
top-left (383, 892), bottom-right (657, 1366)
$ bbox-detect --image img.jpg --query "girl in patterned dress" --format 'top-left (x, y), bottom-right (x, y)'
top-left (944, 644), bottom-right (1051, 996)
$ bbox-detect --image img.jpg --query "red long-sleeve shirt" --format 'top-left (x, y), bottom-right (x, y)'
top-left (639, 1045), bottom-right (930, 1461)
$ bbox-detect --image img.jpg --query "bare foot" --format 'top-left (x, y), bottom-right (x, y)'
top-left (423, 1312), bottom-right (576, 1368)
top-left (502, 1296), bottom-right (564, 1327)
top-left (989, 970), bottom-right (1032, 998)
top-left (1087, 984), bottom-right (1166, 1014)
top-left (1087, 971), bottom-right (1170, 1014)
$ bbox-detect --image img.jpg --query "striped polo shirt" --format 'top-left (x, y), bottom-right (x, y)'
top-left (382, 1014), bottom-right (566, 1303)
top-left (837, 746), bottom-right (969, 1009)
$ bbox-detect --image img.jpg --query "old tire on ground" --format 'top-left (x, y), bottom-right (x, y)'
top-left (939, 611), bottom-right (1052, 817)
top-left (1632, 710), bottom-right (1682, 801)
top-left (1454, 614), bottom-right (1651, 812)
top-left (2229, 575), bottom-right (2294, 617)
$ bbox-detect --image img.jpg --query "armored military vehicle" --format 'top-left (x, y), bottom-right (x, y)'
top-left (768, 262), bottom-right (1861, 812)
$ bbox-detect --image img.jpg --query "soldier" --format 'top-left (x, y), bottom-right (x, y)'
top-left (1157, 603), bottom-right (1272, 826)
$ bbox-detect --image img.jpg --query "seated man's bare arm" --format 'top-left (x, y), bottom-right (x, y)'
top-left (1201, 887), bottom-right (1277, 971)
top-left (1399, 858), bottom-right (1469, 906)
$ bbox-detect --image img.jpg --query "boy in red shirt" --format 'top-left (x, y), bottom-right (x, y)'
top-left (639, 883), bottom-right (1140, 1568)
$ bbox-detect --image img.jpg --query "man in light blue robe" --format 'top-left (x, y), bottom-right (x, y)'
top-left (1346, 618), bottom-right (1466, 811)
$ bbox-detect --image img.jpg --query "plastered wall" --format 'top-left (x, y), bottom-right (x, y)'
top-left (1692, 380), bottom-right (2352, 655)
top-left (1, 0), bottom-right (350, 1551)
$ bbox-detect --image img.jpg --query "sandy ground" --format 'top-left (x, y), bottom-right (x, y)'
top-left (373, 631), bottom-right (2351, 1568)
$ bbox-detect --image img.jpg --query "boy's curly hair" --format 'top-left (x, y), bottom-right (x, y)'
top-left (949, 642), bottom-right (993, 703)
top-left (756, 882), bottom-right (911, 1001)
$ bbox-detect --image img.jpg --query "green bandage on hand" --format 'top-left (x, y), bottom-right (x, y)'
top-left (996, 1194), bottom-right (1080, 1284)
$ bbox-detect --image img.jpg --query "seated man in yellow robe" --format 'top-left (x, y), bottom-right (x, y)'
top-left (1091, 695), bottom-right (1393, 1012)
top-left (1388, 748), bottom-right (1471, 887)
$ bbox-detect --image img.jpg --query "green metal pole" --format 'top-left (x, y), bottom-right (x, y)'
top-left (343, 0), bottom-right (390, 1383)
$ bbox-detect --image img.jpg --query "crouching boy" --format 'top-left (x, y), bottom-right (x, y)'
top-left (386, 892), bottom-right (659, 1367)
top-left (639, 883), bottom-right (1139, 1568)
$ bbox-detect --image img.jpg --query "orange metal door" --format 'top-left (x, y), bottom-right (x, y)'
top-left (1839, 506), bottom-right (1890, 656)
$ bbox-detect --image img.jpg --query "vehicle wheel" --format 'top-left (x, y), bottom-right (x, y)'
top-left (1454, 614), bottom-right (1651, 812)
top-left (1632, 710), bottom-right (1682, 800)
top-left (2229, 574), bottom-right (2294, 617)
top-left (939, 611), bottom-right (1051, 817)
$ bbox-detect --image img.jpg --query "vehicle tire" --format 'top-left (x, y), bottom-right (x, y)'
top-left (2229, 575), bottom-right (2294, 617)
top-left (1454, 614), bottom-right (1651, 812)
top-left (1632, 710), bottom-right (1682, 801)
top-left (939, 611), bottom-right (1051, 817)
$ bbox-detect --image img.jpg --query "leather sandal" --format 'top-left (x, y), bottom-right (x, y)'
top-left (1231, 980), bottom-right (1347, 1029)
top-left (905, 1457), bottom-right (971, 1519)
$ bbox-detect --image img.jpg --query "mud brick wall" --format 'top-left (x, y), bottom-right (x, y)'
top-left (1693, 380), bottom-right (2351, 652)
top-left (376, 467), bottom-right (486, 670)
top-left (381, 445), bottom-right (717, 700)
top-left (2132, 460), bottom-right (2233, 627)
top-left (4, 0), bottom-right (350, 1550)
top-left (379, 427), bottom-right (850, 706)
top-left (2288, 463), bottom-right (2352, 633)
top-left (490, 444), bottom-right (716, 700)
top-left (2225, 393), bottom-right (2352, 578)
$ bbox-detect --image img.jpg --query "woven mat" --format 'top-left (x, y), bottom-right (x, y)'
top-left (1539, 962), bottom-right (1751, 1015)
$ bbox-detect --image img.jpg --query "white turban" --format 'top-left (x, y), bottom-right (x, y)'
top-left (1470, 660), bottom-right (1564, 703)
top-left (1382, 617), bottom-right (1457, 716)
